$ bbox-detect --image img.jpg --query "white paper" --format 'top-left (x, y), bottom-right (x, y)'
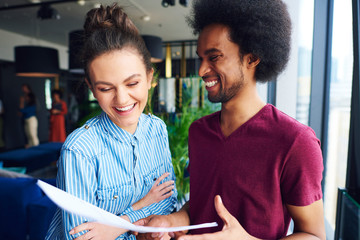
top-left (37, 180), bottom-right (217, 233)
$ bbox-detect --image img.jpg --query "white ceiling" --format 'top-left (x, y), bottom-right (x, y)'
top-left (0, 0), bottom-right (196, 47)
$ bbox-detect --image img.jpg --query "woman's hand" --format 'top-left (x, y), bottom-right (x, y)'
top-left (70, 222), bottom-right (127, 240)
top-left (132, 172), bottom-right (175, 210)
top-left (51, 109), bottom-right (60, 114)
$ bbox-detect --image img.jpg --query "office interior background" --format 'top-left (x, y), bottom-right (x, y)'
top-left (0, 0), bottom-right (359, 239)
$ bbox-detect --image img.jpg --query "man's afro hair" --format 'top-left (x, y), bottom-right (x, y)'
top-left (187, 0), bottom-right (292, 82)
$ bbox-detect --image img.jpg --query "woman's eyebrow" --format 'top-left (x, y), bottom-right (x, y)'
top-left (93, 74), bottom-right (142, 86)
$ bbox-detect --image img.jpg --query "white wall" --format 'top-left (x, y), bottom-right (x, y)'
top-left (0, 29), bottom-right (68, 70)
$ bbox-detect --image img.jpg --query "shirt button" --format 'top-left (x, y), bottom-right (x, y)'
top-left (84, 125), bottom-right (89, 129)
top-left (113, 195), bottom-right (118, 199)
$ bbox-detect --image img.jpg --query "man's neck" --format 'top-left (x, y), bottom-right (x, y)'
top-left (219, 89), bottom-right (266, 137)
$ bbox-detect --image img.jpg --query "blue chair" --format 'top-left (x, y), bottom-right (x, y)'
top-left (0, 177), bottom-right (56, 240)
top-left (0, 142), bottom-right (62, 173)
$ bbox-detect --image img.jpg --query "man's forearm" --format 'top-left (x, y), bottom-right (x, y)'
top-left (168, 201), bottom-right (190, 227)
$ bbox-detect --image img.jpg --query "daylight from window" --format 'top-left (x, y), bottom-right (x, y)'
top-left (296, 0), bottom-right (314, 126)
top-left (324, 0), bottom-right (353, 237)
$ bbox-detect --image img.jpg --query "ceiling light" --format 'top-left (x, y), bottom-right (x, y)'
top-left (15, 46), bottom-right (60, 77)
top-left (142, 35), bottom-right (163, 63)
top-left (37, 4), bottom-right (60, 20)
top-left (179, 0), bottom-right (189, 7)
top-left (141, 15), bottom-right (151, 22)
top-left (77, 0), bottom-right (86, 6)
top-left (69, 30), bottom-right (85, 74)
top-left (161, 0), bottom-right (169, 7)
top-left (162, 0), bottom-right (175, 7)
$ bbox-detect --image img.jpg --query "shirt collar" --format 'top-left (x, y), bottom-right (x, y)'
top-left (133, 113), bottom-right (147, 143)
top-left (99, 112), bottom-right (147, 143)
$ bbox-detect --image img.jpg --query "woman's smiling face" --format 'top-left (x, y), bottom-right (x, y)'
top-left (87, 48), bottom-right (153, 134)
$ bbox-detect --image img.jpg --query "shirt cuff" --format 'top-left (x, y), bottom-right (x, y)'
top-left (122, 206), bottom-right (151, 223)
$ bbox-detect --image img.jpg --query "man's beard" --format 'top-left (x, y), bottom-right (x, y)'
top-left (208, 71), bottom-right (244, 103)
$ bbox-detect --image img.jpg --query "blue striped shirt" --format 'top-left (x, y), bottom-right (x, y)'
top-left (46, 112), bottom-right (177, 239)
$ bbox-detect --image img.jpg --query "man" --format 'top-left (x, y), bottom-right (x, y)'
top-left (136, 0), bottom-right (325, 239)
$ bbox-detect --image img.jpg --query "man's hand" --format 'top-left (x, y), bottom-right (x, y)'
top-left (134, 215), bottom-right (174, 240)
top-left (133, 201), bottom-right (190, 240)
top-left (177, 195), bottom-right (256, 240)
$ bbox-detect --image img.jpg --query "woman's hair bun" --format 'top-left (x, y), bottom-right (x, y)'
top-left (83, 3), bottom-right (138, 37)
top-left (81, 2), bottom-right (152, 78)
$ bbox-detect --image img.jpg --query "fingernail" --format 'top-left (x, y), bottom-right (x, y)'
top-left (69, 229), bottom-right (74, 234)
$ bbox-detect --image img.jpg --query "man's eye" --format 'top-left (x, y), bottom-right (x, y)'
top-left (209, 55), bottom-right (220, 62)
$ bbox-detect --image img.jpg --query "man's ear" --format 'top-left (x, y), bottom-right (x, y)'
top-left (247, 54), bottom-right (260, 68)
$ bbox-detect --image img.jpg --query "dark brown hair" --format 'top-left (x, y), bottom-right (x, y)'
top-left (81, 3), bottom-right (152, 81)
top-left (51, 89), bottom-right (63, 99)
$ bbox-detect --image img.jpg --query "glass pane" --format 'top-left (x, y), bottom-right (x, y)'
top-left (296, 0), bottom-right (314, 125)
top-left (324, 0), bottom-right (353, 237)
top-left (337, 191), bottom-right (360, 239)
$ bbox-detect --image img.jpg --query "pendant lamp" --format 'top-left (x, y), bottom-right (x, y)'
top-left (68, 30), bottom-right (85, 74)
top-left (15, 46), bottom-right (59, 77)
top-left (142, 35), bottom-right (163, 63)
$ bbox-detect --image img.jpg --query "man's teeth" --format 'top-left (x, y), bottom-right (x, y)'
top-left (116, 104), bottom-right (134, 111)
top-left (205, 81), bottom-right (218, 87)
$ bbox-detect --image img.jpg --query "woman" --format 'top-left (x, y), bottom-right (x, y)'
top-left (19, 92), bottom-right (39, 148)
top-left (49, 89), bottom-right (68, 142)
top-left (46, 3), bottom-right (177, 240)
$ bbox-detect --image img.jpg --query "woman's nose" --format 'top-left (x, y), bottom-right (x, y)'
top-left (115, 88), bottom-right (129, 105)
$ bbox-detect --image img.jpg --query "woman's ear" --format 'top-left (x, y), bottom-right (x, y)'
top-left (85, 78), bottom-right (92, 90)
top-left (85, 78), bottom-right (95, 96)
top-left (147, 68), bottom-right (155, 90)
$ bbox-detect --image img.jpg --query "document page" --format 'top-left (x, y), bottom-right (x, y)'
top-left (37, 180), bottom-right (217, 233)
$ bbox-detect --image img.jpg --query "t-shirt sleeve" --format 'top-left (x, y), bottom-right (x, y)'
top-left (281, 128), bottom-right (324, 206)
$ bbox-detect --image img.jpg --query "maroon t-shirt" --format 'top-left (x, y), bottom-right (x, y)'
top-left (188, 104), bottom-right (323, 239)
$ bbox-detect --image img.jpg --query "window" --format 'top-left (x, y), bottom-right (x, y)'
top-left (45, 79), bottom-right (52, 109)
top-left (296, 0), bottom-right (315, 126)
top-left (323, 0), bottom-right (353, 236)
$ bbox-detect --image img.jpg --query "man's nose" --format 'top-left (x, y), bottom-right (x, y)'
top-left (198, 60), bottom-right (211, 77)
